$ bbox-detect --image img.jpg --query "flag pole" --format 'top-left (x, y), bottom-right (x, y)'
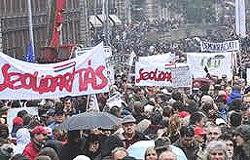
top-left (124, 51), bottom-right (136, 93)
top-left (27, 0), bottom-right (35, 62)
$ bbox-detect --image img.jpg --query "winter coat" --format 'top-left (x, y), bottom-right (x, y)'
top-left (173, 140), bottom-right (200, 160)
top-left (59, 141), bottom-right (84, 160)
top-left (22, 140), bottom-right (40, 160)
top-left (143, 124), bottom-right (161, 139)
top-left (44, 140), bottom-right (63, 155)
top-left (13, 128), bottom-right (31, 156)
top-left (115, 131), bottom-right (149, 149)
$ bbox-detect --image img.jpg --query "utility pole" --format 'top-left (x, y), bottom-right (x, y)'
top-left (27, 0), bottom-right (35, 62)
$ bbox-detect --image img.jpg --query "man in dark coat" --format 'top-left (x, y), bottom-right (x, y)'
top-left (173, 126), bottom-right (200, 160)
top-left (233, 125), bottom-right (250, 160)
top-left (59, 130), bottom-right (85, 160)
top-left (102, 115), bottom-right (149, 158)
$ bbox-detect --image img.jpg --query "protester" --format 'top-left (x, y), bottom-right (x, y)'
top-left (39, 147), bottom-right (59, 160)
top-left (83, 134), bottom-right (101, 160)
top-left (112, 147), bottom-right (128, 160)
top-left (1, 6), bottom-right (250, 160)
top-left (144, 147), bottom-right (157, 160)
top-left (206, 124), bottom-right (222, 143)
top-left (173, 126), bottom-right (201, 160)
top-left (59, 130), bottom-right (84, 160)
top-left (13, 128), bottom-right (31, 156)
top-left (11, 116), bottom-right (24, 137)
top-left (203, 140), bottom-right (229, 160)
top-left (0, 144), bottom-right (13, 160)
top-left (22, 126), bottom-right (48, 160)
top-left (218, 134), bottom-right (234, 160)
top-left (158, 150), bottom-right (176, 160)
top-left (113, 115), bottom-right (149, 149)
top-left (154, 137), bottom-right (187, 160)
top-left (233, 124), bottom-right (250, 160)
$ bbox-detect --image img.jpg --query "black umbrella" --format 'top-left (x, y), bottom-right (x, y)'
top-left (62, 112), bottom-right (121, 131)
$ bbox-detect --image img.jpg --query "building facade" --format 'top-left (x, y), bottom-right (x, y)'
top-left (0, 0), bottom-right (89, 61)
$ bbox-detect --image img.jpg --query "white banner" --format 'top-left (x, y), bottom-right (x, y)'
top-left (76, 46), bottom-right (115, 85)
top-left (247, 68), bottom-right (250, 85)
top-left (201, 40), bottom-right (239, 52)
top-left (187, 52), bottom-right (233, 79)
top-left (135, 54), bottom-right (191, 87)
top-left (0, 42), bottom-right (111, 99)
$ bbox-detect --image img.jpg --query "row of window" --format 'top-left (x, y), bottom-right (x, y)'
top-left (0, 0), bottom-right (80, 16)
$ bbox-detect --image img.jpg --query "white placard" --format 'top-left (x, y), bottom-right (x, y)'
top-left (187, 52), bottom-right (233, 79)
top-left (201, 40), bottom-right (239, 52)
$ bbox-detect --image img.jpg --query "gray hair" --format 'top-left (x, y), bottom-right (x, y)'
top-left (203, 140), bottom-right (228, 160)
top-left (112, 147), bottom-right (128, 159)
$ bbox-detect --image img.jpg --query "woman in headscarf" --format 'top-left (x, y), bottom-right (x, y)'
top-left (13, 128), bottom-right (31, 156)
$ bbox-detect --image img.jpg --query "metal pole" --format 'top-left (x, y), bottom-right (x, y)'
top-left (106, 0), bottom-right (109, 45)
top-left (102, 0), bottom-right (106, 45)
top-left (27, 0), bottom-right (35, 62)
top-left (102, 0), bottom-right (109, 45)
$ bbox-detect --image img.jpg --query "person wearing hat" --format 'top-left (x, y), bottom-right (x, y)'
top-left (11, 116), bottom-right (24, 137)
top-left (117, 115), bottom-right (148, 149)
top-left (173, 126), bottom-right (201, 160)
top-left (154, 137), bottom-right (187, 160)
top-left (233, 124), bottom-right (250, 160)
top-left (194, 126), bottom-right (206, 149)
top-left (22, 126), bottom-right (48, 160)
top-left (44, 109), bottom-right (55, 126)
top-left (47, 109), bottom-right (65, 130)
top-left (102, 115), bottom-right (149, 157)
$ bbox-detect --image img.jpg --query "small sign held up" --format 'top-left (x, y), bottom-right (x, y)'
top-left (171, 65), bottom-right (192, 88)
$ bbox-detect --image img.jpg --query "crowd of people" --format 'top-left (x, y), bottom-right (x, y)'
top-left (0, 67), bottom-right (250, 160)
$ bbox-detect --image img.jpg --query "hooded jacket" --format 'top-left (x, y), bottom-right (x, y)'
top-left (13, 128), bottom-right (31, 156)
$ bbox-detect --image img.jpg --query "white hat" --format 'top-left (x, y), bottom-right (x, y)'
top-left (144, 104), bottom-right (154, 113)
top-left (73, 155), bottom-right (91, 160)
top-left (216, 118), bottom-right (227, 125)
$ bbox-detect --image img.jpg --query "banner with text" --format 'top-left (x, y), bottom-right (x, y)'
top-left (76, 46), bottom-right (115, 84)
top-left (201, 40), bottom-right (239, 52)
top-left (0, 42), bottom-right (111, 99)
top-left (135, 54), bottom-right (191, 87)
top-left (187, 52), bottom-right (233, 79)
top-left (247, 68), bottom-right (250, 85)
